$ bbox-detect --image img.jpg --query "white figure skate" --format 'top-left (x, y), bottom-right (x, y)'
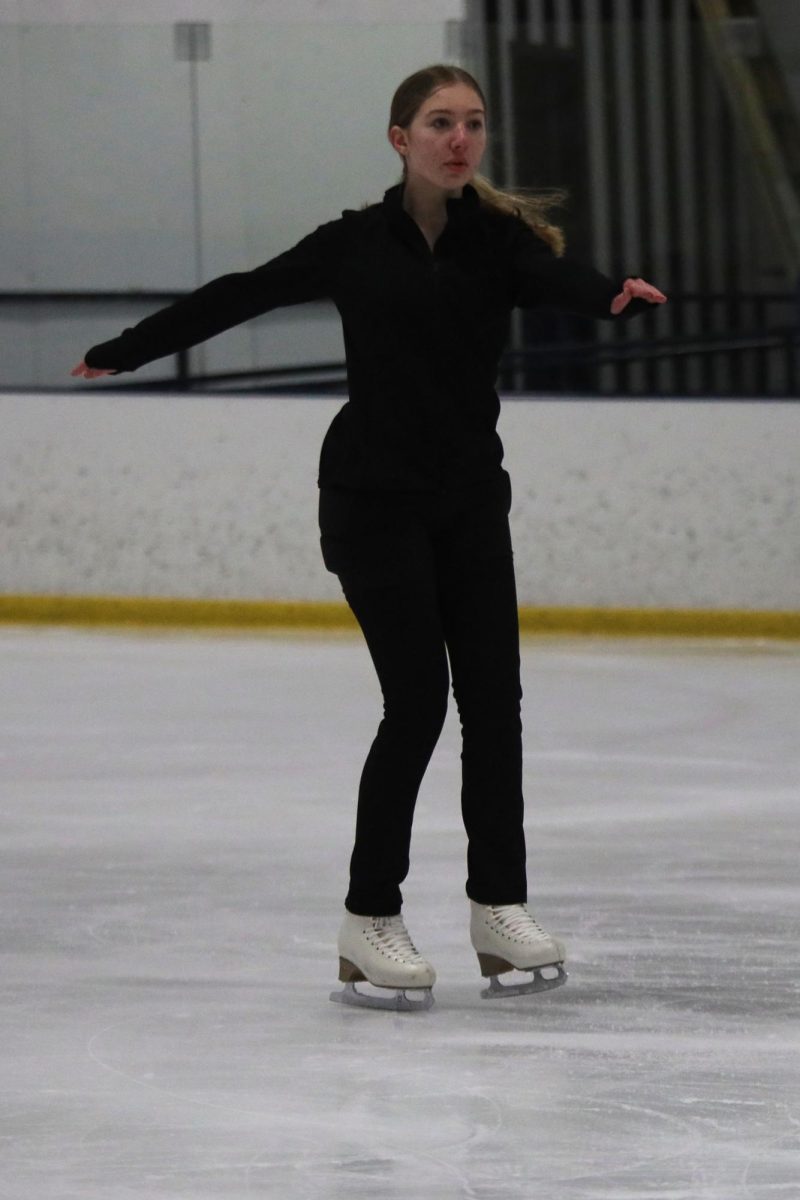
top-left (470, 901), bottom-right (567, 998)
top-left (329, 913), bottom-right (436, 1011)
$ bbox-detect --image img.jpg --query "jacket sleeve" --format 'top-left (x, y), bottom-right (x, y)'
top-left (509, 220), bottom-right (650, 321)
top-left (83, 218), bottom-right (344, 373)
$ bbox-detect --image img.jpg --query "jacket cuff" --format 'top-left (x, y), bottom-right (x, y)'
top-left (84, 331), bottom-right (144, 373)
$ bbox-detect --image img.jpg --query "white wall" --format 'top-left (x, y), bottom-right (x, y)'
top-left (2, 392), bottom-right (797, 611)
top-left (0, 2), bottom-right (464, 23)
top-left (0, 1), bottom-right (466, 386)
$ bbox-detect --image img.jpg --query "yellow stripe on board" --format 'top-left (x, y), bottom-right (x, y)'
top-left (517, 606), bottom-right (800, 639)
top-left (1, 594), bottom-right (799, 639)
top-left (0, 594), bottom-right (357, 630)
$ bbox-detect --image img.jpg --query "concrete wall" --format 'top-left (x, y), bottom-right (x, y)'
top-left (2, 391), bottom-right (797, 611)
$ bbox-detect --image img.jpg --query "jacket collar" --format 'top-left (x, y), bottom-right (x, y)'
top-left (382, 181), bottom-right (481, 231)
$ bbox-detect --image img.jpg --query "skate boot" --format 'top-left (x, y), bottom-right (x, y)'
top-left (329, 913), bottom-right (436, 1011)
top-left (470, 901), bottom-right (567, 998)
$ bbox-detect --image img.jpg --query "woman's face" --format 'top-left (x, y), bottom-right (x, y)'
top-left (390, 82), bottom-right (487, 192)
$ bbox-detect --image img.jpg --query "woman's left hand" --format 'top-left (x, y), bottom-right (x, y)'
top-left (70, 360), bottom-right (117, 378)
top-left (611, 278), bottom-right (668, 315)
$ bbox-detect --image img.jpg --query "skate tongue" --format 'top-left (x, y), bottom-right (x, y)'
top-left (371, 916), bottom-right (424, 962)
top-left (491, 905), bottom-right (547, 940)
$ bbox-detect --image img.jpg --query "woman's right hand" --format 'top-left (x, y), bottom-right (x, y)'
top-left (71, 360), bottom-right (117, 378)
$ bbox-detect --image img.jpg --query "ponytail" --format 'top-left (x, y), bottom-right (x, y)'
top-left (470, 174), bottom-right (567, 257)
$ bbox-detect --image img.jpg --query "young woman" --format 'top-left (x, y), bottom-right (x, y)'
top-left (73, 64), bottom-right (666, 1011)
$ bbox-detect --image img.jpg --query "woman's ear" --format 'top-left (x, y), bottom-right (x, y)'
top-left (388, 125), bottom-right (408, 157)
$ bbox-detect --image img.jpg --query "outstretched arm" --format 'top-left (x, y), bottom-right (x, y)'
top-left (511, 221), bottom-right (667, 319)
top-left (71, 218), bottom-right (343, 377)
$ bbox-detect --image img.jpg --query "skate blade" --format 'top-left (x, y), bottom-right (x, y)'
top-left (480, 963), bottom-right (567, 999)
top-left (330, 981), bottom-right (434, 1012)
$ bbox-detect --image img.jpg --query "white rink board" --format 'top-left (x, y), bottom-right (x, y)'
top-left (1, 391), bottom-right (798, 610)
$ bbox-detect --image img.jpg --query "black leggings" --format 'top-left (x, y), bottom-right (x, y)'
top-left (319, 472), bottom-right (527, 916)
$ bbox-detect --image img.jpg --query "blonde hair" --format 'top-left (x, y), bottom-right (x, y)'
top-left (383, 63), bottom-right (566, 256)
top-left (470, 175), bottom-right (566, 257)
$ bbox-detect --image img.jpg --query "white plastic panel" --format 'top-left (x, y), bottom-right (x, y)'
top-left (1, 392), bottom-right (798, 610)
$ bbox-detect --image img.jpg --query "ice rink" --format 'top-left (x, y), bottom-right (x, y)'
top-left (2, 625), bottom-right (798, 1199)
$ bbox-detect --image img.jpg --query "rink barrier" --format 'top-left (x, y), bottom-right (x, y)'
top-left (1, 594), bottom-right (799, 639)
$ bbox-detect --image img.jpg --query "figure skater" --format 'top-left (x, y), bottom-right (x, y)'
top-left (72, 63), bottom-right (666, 1010)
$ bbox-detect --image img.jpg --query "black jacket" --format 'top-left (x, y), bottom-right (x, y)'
top-left (85, 182), bottom-right (648, 491)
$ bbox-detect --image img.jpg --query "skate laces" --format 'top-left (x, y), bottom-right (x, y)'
top-left (489, 904), bottom-right (549, 943)
top-left (370, 915), bottom-right (425, 963)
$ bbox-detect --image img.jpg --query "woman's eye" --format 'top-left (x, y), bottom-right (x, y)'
top-left (430, 117), bottom-right (484, 131)
top-left (429, 116), bottom-right (484, 132)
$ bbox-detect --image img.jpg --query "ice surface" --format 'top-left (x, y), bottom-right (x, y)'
top-left (1, 627), bottom-right (798, 1199)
